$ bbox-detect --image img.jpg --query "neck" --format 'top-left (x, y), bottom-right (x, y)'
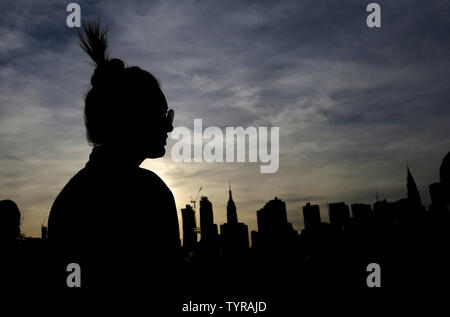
top-left (90, 145), bottom-right (145, 168)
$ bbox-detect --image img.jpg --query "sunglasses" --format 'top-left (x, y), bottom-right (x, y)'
top-left (165, 109), bottom-right (175, 125)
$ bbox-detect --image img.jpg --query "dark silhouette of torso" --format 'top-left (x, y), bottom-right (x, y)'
top-left (48, 146), bottom-right (181, 289)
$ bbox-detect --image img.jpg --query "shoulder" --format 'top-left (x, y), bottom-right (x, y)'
top-left (135, 168), bottom-right (176, 208)
top-left (52, 168), bottom-right (93, 202)
top-left (48, 167), bottom-right (100, 221)
top-left (136, 167), bottom-right (170, 190)
top-left (48, 169), bottom-right (90, 238)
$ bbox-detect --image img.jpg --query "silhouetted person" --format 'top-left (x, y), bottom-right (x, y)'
top-left (0, 199), bottom-right (23, 289)
top-left (440, 152), bottom-right (450, 209)
top-left (47, 23), bottom-right (181, 292)
top-left (0, 199), bottom-right (21, 246)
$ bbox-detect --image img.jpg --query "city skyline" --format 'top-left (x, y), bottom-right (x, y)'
top-left (1, 0), bottom-right (450, 237)
top-left (178, 164), bottom-right (438, 247)
top-left (3, 158), bottom-right (442, 238)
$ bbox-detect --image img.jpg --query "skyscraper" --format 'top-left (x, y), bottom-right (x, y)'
top-left (328, 202), bottom-right (350, 228)
top-left (407, 165), bottom-right (423, 209)
top-left (227, 180), bottom-right (238, 224)
top-left (181, 204), bottom-right (197, 249)
top-left (220, 182), bottom-right (249, 256)
top-left (41, 225), bottom-right (48, 240)
top-left (200, 196), bottom-right (217, 241)
top-left (302, 202), bottom-right (321, 231)
top-left (255, 197), bottom-right (298, 251)
top-left (256, 197), bottom-right (288, 234)
top-left (351, 203), bottom-right (372, 223)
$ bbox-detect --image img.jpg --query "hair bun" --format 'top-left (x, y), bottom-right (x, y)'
top-left (91, 58), bottom-right (125, 87)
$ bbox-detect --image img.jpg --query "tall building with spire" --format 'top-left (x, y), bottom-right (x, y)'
top-left (407, 165), bottom-right (423, 208)
top-left (220, 182), bottom-right (249, 256)
top-left (227, 180), bottom-right (238, 224)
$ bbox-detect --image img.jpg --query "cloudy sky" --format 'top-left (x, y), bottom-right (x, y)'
top-left (1, 0), bottom-right (450, 238)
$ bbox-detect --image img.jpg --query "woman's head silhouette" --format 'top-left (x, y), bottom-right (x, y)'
top-left (78, 22), bottom-right (174, 161)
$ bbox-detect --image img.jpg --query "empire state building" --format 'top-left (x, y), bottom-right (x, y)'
top-left (227, 181), bottom-right (238, 224)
